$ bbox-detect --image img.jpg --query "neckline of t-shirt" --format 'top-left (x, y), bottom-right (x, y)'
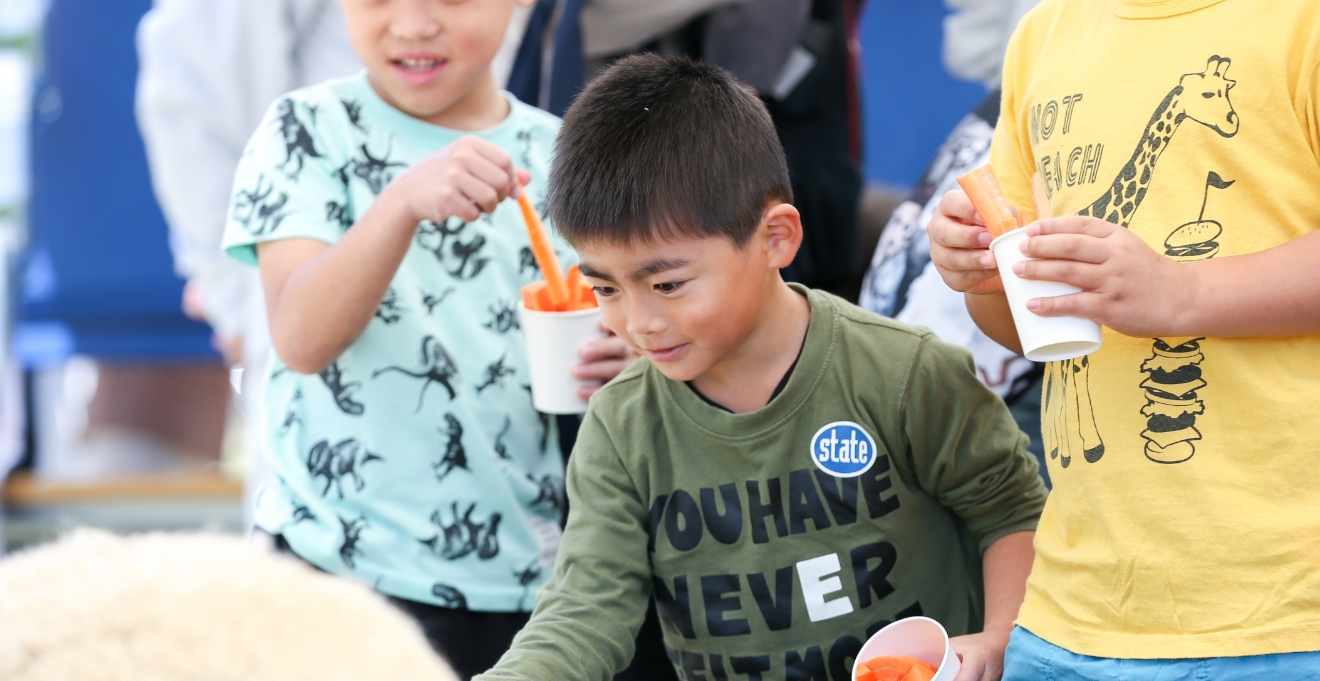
top-left (353, 70), bottom-right (525, 140)
top-left (662, 284), bottom-right (836, 439)
top-left (1110, 0), bottom-right (1227, 19)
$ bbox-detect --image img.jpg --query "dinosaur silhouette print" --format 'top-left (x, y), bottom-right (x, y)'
top-left (274, 98), bottom-right (322, 180)
top-left (433, 413), bottom-right (469, 481)
top-left (417, 502), bottom-right (502, 561)
top-left (372, 336), bottom-right (460, 411)
top-left (1043, 56), bottom-right (1238, 469)
top-left (375, 287), bottom-right (405, 324)
top-left (475, 353), bottom-right (515, 394)
top-left (528, 474), bottom-right (566, 516)
top-left (291, 502), bottom-right (317, 524)
top-left (484, 299), bottom-right (521, 333)
top-left (421, 287), bottom-right (456, 314)
top-left (416, 219), bottom-right (492, 280)
top-left (513, 560), bottom-right (543, 611)
top-left (338, 514), bottom-right (369, 568)
top-left (493, 416), bottom-right (513, 460)
top-left (431, 583), bottom-right (468, 609)
top-left (326, 200), bottom-right (352, 231)
top-left (523, 384), bottom-right (553, 453)
top-left (318, 362), bottom-right (365, 415)
top-left (305, 437), bottom-right (384, 498)
top-left (233, 174), bottom-right (291, 236)
top-left (518, 246), bottom-right (540, 276)
top-left (336, 141), bottom-right (407, 195)
top-left (516, 129), bottom-right (536, 167)
top-left (277, 389), bottom-right (302, 437)
top-left (341, 98), bottom-right (367, 132)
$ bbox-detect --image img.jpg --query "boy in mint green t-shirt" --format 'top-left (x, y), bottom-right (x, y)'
top-left (220, 1), bottom-right (632, 676)
top-left (479, 55), bottom-right (1047, 681)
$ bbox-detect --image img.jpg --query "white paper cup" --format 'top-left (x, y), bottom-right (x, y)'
top-left (520, 303), bottom-right (604, 414)
top-left (853, 616), bottom-right (960, 681)
top-left (990, 226), bottom-right (1102, 362)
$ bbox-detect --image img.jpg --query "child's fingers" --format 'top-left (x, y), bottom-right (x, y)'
top-left (512, 169), bottom-right (532, 199)
top-left (468, 137), bottom-right (519, 192)
top-left (463, 154), bottom-right (519, 200)
top-left (1020, 233), bottom-right (1109, 264)
top-left (1026, 215), bottom-right (1115, 238)
top-left (1014, 258), bottom-right (1102, 290)
top-left (937, 188), bottom-right (982, 225)
top-left (456, 174), bottom-right (501, 215)
top-left (1026, 289), bottom-right (1098, 318)
top-left (572, 358), bottom-right (631, 383)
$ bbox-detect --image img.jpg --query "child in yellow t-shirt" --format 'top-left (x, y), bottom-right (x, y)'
top-left (928, 0), bottom-right (1320, 678)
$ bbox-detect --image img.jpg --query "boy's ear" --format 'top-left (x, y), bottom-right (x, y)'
top-left (761, 202), bottom-right (802, 270)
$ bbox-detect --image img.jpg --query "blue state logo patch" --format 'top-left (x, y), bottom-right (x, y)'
top-left (809, 421), bottom-right (878, 478)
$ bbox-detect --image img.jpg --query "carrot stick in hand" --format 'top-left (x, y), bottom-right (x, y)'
top-left (517, 192), bottom-right (570, 306)
top-left (1031, 171), bottom-right (1052, 220)
top-left (957, 165), bottom-right (1018, 239)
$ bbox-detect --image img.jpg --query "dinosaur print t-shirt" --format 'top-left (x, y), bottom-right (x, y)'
top-left (992, 0), bottom-right (1320, 659)
top-left (222, 73), bottom-right (570, 611)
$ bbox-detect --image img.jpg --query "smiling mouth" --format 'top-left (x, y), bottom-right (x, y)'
top-left (641, 344), bottom-right (688, 362)
top-left (394, 58), bottom-right (444, 72)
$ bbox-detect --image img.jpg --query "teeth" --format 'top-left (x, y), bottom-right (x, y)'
top-left (399, 58), bottom-right (439, 71)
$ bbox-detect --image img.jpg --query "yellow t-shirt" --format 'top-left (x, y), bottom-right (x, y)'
top-left (992, 0), bottom-right (1320, 660)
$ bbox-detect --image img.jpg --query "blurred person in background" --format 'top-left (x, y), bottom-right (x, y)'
top-left (858, 0), bottom-right (1048, 484)
top-left (533, 0), bottom-right (866, 295)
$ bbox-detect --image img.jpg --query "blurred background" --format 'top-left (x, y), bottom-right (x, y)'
top-left (0, 0), bottom-right (1005, 553)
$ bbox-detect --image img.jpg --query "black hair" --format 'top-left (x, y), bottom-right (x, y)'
top-left (547, 54), bottom-right (792, 248)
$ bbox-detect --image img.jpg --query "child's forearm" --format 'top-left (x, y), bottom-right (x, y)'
top-left (260, 188), bottom-right (419, 374)
top-left (966, 292), bottom-right (1024, 355)
top-left (981, 530), bottom-right (1035, 638)
top-left (1175, 229), bottom-right (1320, 337)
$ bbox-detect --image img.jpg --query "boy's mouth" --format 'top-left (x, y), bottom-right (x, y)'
top-left (391, 57), bottom-right (446, 86)
top-left (641, 343), bottom-right (689, 363)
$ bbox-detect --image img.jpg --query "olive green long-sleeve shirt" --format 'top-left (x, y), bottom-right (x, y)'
top-left (481, 286), bottom-right (1046, 681)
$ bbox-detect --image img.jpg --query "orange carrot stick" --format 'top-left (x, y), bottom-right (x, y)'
top-left (1018, 207), bottom-right (1036, 228)
top-left (1031, 171), bottom-right (1052, 220)
top-left (957, 165), bottom-right (1018, 238)
top-left (521, 281), bottom-right (547, 311)
top-left (517, 192), bottom-right (570, 306)
top-left (566, 264), bottom-right (582, 297)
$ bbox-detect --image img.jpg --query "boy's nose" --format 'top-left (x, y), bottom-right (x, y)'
top-left (624, 300), bottom-right (667, 337)
top-left (390, 0), bottom-right (441, 40)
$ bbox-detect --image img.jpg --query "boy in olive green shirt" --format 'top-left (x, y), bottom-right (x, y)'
top-left (479, 55), bottom-right (1046, 681)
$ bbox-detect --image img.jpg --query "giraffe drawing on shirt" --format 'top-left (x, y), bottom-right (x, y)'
top-left (1043, 56), bottom-right (1238, 468)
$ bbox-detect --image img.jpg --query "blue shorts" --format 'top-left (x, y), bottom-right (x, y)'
top-left (1003, 626), bottom-right (1320, 681)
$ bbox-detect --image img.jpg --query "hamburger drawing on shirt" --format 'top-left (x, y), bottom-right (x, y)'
top-left (1139, 171), bottom-right (1233, 464)
top-left (1163, 171), bottom-right (1234, 261)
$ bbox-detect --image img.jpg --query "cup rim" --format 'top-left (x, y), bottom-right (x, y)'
top-left (851, 615), bottom-right (954, 679)
top-left (518, 302), bottom-right (602, 318)
top-left (988, 225), bottom-right (1029, 250)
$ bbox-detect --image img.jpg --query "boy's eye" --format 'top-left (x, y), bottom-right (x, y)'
top-left (654, 281), bottom-right (684, 294)
top-left (592, 285), bottom-right (618, 297)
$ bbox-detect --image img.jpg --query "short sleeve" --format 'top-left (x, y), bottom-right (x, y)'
top-left (222, 95), bottom-right (350, 266)
top-left (900, 334), bottom-right (1047, 552)
top-left (989, 15), bottom-right (1038, 213)
top-left (478, 411), bottom-right (652, 681)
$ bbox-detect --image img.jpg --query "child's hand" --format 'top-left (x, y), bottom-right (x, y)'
top-left (928, 189), bottom-right (1004, 295)
top-left (949, 631), bottom-right (1008, 681)
top-left (390, 136), bottom-right (531, 224)
top-left (1016, 217), bottom-right (1189, 337)
top-left (572, 320), bottom-right (637, 400)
